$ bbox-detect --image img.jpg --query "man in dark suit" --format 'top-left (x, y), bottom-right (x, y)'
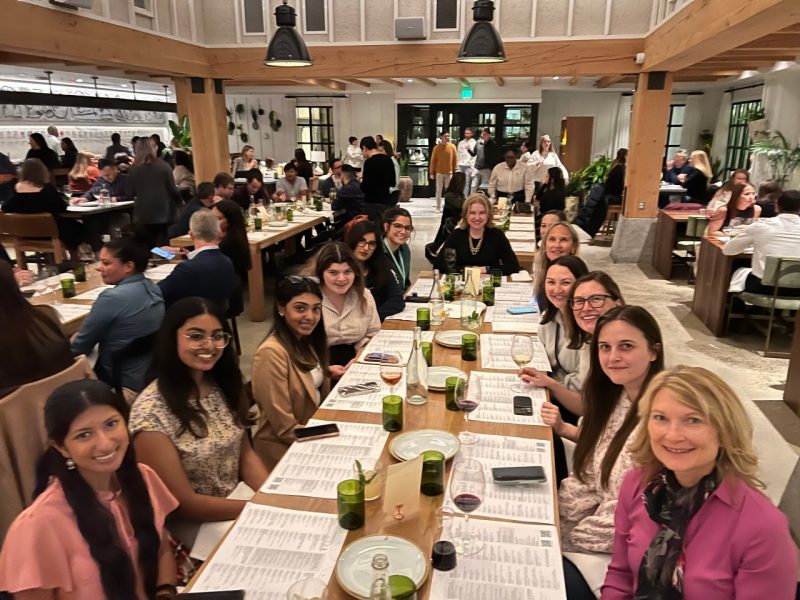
top-left (158, 209), bottom-right (237, 310)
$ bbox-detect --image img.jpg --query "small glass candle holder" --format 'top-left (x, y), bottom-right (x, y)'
top-left (431, 540), bottom-right (457, 571)
top-left (461, 333), bottom-right (478, 361)
top-left (420, 450), bottom-right (445, 496)
top-left (382, 395), bottom-right (403, 432)
top-left (336, 479), bottom-right (365, 530)
top-left (416, 307), bottom-right (431, 331)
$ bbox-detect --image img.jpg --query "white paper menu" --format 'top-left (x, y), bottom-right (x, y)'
top-left (442, 432), bottom-right (555, 525)
top-left (321, 363), bottom-right (407, 413)
top-left (429, 518), bottom-right (565, 600)
top-left (479, 334), bottom-right (551, 371)
top-left (191, 503), bottom-right (347, 600)
top-left (260, 419), bottom-right (389, 498)
top-left (466, 371), bottom-right (547, 425)
top-left (54, 303), bottom-right (91, 324)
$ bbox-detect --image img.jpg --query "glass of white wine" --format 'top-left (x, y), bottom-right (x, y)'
top-left (510, 334), bottom-right (533, 393)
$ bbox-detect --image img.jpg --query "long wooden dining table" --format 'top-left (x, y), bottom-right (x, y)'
top-left (187, 277), bottom-right (560, 599)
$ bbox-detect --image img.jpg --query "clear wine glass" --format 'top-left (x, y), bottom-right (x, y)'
top-left (455, 377), bottom-right (478, 448)
top-left (510, 335), bottom-right (534, 393)
top-left (379, 351), bottom-right (403, 395)
top-left (39, 266), bottom-right (61, 306)
top-left (449, 458), bottom-right (486, 556)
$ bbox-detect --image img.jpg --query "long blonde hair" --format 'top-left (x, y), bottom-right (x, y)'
top-left (134, 138), bottom-right (157, 166)
top-left (534, 222), bottom-right (580, 297)
top-left (631, 366), bottom-right (762, 489)
top-left (690, 150), bottom-right (712, 179)
top-left (69, 151), bottom-right (93, 179)
top-left (458, 193), bottom-right (495, 229)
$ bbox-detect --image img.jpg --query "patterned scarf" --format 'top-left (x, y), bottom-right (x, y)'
top-left (634, 468), bottom-right (719, 599)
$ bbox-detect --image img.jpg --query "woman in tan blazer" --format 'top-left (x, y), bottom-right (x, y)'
top-left (252, 276), bottom-right (331, 468)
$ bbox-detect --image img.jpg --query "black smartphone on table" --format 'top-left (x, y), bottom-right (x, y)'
top-left (513, 395), bottom-right (533, 416)
top-left (492, 465), bottom-right (547, 485)
top-left (295, 423), bottom-right (340, 442)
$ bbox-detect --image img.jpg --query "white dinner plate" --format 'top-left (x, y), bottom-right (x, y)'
top-left (389, 429), bottom-right (461, 461)
top-left (427, 366), bottom-right (466, 392)
top-left (444, 301), bottom-right (487, 319)
top-left (434, 329), bottom-right (474, 348)
top-left (76, 201), bottom-right (100, 207)
top-left (336, 535), bottom-right (428, 599)
top-left (266, 221), bottom-right (289, 228)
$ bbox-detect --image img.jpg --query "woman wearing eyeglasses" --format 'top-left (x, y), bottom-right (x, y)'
top-left (345, 218), bottom-right (405, 321)
top-left (314, 242), bottom-right (381, 379)
top-left (521, 271), bottom-right (625, 440)
top-left (252, 277), bottom-right (331, 468)
top-left (433, 194), bottom-right (520, 275)
top-left (129, 297), bottom-right (268, 547)
top-left (382, 207), bottom-right (414, 290)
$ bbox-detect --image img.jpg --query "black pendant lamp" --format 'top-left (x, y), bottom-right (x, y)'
top-left (457, 0), bottom-right (506, 63)
top-left (264, 0), bottom-right (313, 67)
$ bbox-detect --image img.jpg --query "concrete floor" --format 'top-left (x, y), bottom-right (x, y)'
top-left (234, 196), bottom-right (799, 534)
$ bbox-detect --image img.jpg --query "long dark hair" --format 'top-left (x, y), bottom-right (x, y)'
top-left (344, 219), bottom-right (395, 291)
top-left (445, 172), bottom-right (467, 196)
top-left (0, 263), bottom-right (66, 380)
top-left (572, 306), bottom-right (664, 489)
top-left (34, 380), bottom-right (159, 600)
top-left (564, 271), bottom-right (625, 349)
top-left (153, 297), bottom-right (249, 437)
top-left (543, 166), bottom-right (565, 193)
top-left (723, 183), bottom-right (755, 227)
top-left (314, 242), bottom-right (368, 310)
top-left (214, 199), bottom-right (252, 275)
top-left (61, 137), bottom-right (78, 154)
top-left (270, 277), bottom-right (329, 373)
top-left (29, 132), bottom-right (48, 151)
top-left (540, 255), bottom-right (589, 325)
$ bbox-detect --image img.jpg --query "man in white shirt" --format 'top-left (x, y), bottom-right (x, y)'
top-left (457, 127), bottom-right (478, 196)
top-left (343, 136), bottom-right (364, 170)
top-left (488, 149), bottom-right (535, 206)
top-left (45, 125), bottom-right (63, 156)
top-left (723, 191), bottom-right (800, 296)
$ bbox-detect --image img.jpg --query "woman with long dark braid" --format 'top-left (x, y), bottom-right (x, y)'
top-left (0, 380), bottom-right (179, 599)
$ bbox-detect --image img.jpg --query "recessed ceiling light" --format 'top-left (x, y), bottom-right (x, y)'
top-left (407, 79), bottom-right (414, 83)
top-left (121, 83), bottom-right (128, 87)
top-left (366, 90), bottom-right (372, 94)
top-left (75, 78), bottom-right (84, 83)
top-left (553, 76), bottom-right (560, 80)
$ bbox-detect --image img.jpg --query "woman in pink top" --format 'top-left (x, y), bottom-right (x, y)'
top-left (602, 366), bottom-right (797, 599)
top-left (0, 380), bottom-right (179, 600)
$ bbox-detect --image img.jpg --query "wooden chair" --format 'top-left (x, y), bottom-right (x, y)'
top-left (672, 215), bottom-right (708, 284)
top-left (0, 356), bottom-right (94, 542)
top-left (726, 256), bottom-right (800, 357)
top-left (51, 167), bottom-right (70, 187)
top-left (593, 204), bottom-right (622, 245)
top-left (0, 212), bottom-right (65, 269)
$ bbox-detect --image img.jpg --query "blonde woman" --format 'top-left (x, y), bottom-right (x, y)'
top-left (525, 134), bottom-right (569, 189)
top-left (68, 151), bottom-right (101, 193)
top-left (533, 221), bottom-right (580, 306)
top-left (602, 366), bottom-right (796, 599)
top-left (680, 150), bottom-right (712, 204)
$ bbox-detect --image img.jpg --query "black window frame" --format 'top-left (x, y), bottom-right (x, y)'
top-left (295, 105), bottom-right (335, 167)
top-left (663, 103), bottom-right (685, 164)
top-left (725, 99), bottom-right (762, 176)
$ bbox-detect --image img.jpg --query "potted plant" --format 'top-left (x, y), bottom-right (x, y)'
top-left (397, 154), bottom-right (413, 203)
top-left (749, 130), bottom-right (800, 186)
top-left (168, 115), bottom-right (192, 152)
top-left (742, 106), bottom-right (768, 141)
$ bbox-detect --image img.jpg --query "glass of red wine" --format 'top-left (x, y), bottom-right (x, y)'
top-left (379, 352), bottom-right (403, 395)
top-left (449, 458), bottom-right (485, 556)
top-left (455, 378), bottom-right (479, 448)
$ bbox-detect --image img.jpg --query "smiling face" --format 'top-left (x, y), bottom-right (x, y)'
top-left (540, 214), bottom-right (561, 242)
top-left (597, 320), bottom-right (658, 396)
top-left (648, 389), bottom-right (720, 487)
top-left (736, 184), bottom-right (756, 210)
top-left (54, 405), bottom-right (129, 488)
top-left (97, 247), bottom-right (134, 285)
top-left (540, 136), bottom-right (552, 152)
top-left (545, 265), bottom-right (576, 311)
top-left (466, 201), bottom-right (488, 231)
top-left (354, 232), bottom-right (377, 261)
top-left (281, 292), bottom-right (322, 338)
top-left (322, 261), bottom-right (355, 297)
top-left (177, 314), bottom-right (226, 373)
top-left (572, 280), bottom-right (622, 334)
top-left (544, 224), bottom-right (575, 261)
top-left (384, 216), bottom-right (412, 246)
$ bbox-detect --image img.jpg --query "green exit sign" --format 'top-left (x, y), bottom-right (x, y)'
top-left (461, 87), bottom-right (473, 100)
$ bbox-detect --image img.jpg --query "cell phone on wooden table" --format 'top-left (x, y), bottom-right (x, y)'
top-left (364, 352), bottom-right (400, 364)
top-left (338, 381), bottom-right (381, 397)
top-left (513, 395), bottom-right (533, 416)
top-left (492, 465), bottom-right (547, 485)
top-left (151, 247), bottom-right (175, 260)
top-left (295, 423), bottom-right (340, 442)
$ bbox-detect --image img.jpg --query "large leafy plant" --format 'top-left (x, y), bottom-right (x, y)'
top-left (168, 115), bottom-right (191, 151)
top-left (749, 131), bottom-right (800, 186)
top-left (566, 154), bottom-right (613, 195)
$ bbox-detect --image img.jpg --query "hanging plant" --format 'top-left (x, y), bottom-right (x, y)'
top-left (228, 122), bottom-right (235, 134)
top-left (226, 108), bottom-right (232, 118)
top-left (251, 108), bottom-right (260, 130)
top-left (240, 132), bottom-right (249, 143)
top-left (269, 110), bottom-right (282, 132)
top-left (235, 103), bottom-right (245, 115)
top-left (257, 101), bottom-right (264, 116)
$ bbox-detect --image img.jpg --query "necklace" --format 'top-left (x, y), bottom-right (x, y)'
top-left (469, 233), bottom-right (484, 255)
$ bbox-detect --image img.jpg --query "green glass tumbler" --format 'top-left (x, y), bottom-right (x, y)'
top-left (491, 268), bottom-right (503, 287)
top-left (482, 284), bottom-right (495, 306)
top-left (416, 307), bottom-right (431, 331)
top-left (445, 376), bottom-right (465, 412)
top-left (420, 450), bottom-right (445, 496)
top-left (461, 333), bottom-right (478, 361)
top-left (382, 395), bottom-right (403, 432)
top-left (336, 479), bottom-right (365, 530)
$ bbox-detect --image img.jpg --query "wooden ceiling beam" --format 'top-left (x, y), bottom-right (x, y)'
top-left (417, 77), bottom-right (437, 87)
top-left (343, 78), bottom-right (371, 87)
top-left (381, 78), bottom-right (404, 87)
top-left (595, 74), bottom-right (625, 88)
top-left (456, 77), bottom-right (469, 85)
top-left (494, 76), bottom-right (505, 86)
top-left (644, 0), bottom-right (800, 72)
top-left (532, 77), bottom-right (542, 86)
top-left (297, 78), bottom-right (346, 90)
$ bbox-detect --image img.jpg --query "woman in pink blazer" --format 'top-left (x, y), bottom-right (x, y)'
top-left (602, 366), bottom-right (796, 599)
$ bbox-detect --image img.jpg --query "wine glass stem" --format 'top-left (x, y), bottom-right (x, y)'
top-left (464, 512), bottom-right (471, 543)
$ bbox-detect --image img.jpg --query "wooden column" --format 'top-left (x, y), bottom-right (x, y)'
top-left (624, 71), bottom-right (673, 219)
top-left (173, 77), bottom-right (230, 182)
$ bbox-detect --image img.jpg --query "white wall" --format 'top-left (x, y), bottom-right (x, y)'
top-left (761, 67), bottom-right (800, 188)
top-left (224, 93), bottom-right (296, 163)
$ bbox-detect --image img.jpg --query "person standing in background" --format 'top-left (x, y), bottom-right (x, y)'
top-left (526, 134), bottom-right (569, 193)
top-left (474, 128), bottom-right (502, 189)
top-left (429, 132), bottom-right (457, 213)
top-left (45, 125), bottom-right (62, 156)
top-left (457, 128), bottom-right (478, 196)
top-left (344, 136), bottom-right (364, 171)
top-left (360, 136), bottom-right (395, 222)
